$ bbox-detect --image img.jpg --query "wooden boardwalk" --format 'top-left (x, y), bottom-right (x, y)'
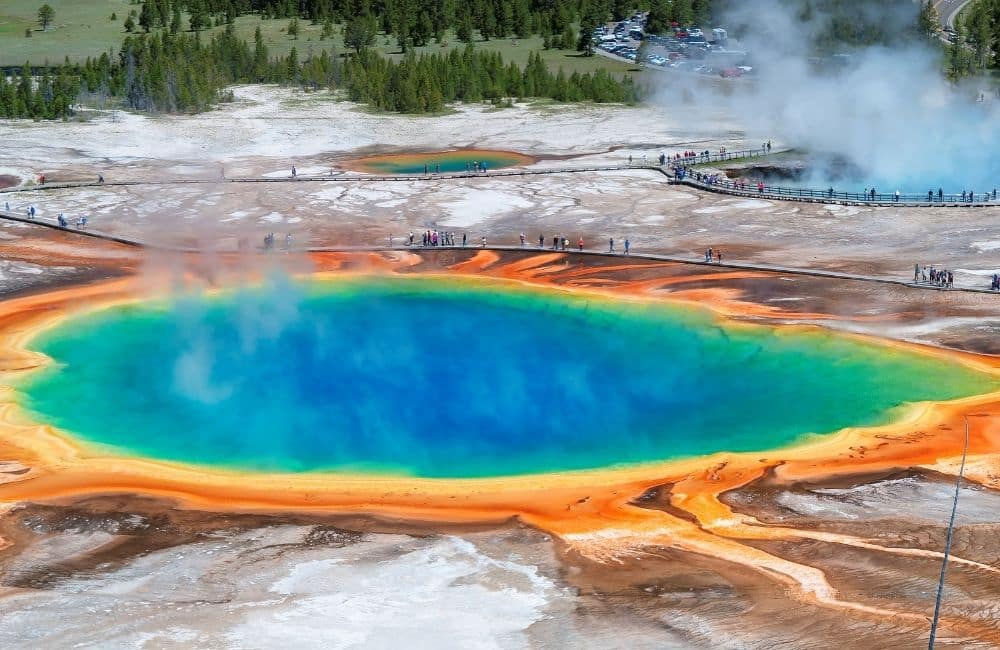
top-left (4, 157), bottom-right (997, 208)
top-left (1, 208), bottom-right (995, 296)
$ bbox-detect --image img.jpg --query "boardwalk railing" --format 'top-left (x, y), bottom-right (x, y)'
top-left (3, 151), bottom-right (998, 208)
top-left (672, 171), bottom-right (1000, 206)
top-left (664, 147), bottom-right (773, 166)
top-left (1, 207), bottom-right (997, 295)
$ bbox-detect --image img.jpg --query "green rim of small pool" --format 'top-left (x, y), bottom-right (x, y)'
top-left (351, 150), bottom-right (532, 174)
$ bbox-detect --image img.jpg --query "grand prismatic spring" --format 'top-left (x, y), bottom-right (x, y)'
top-left (8, 275), bottom-right (997, 479)
top-left (0, 246), bottom-right (999, 646)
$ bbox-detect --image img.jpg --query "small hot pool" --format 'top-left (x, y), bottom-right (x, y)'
top-left (349, 150), bottom-right (533, 174)
top-left (14, 276), bottom-right (995, 477)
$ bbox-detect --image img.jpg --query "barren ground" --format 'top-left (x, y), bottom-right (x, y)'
top-left (0, 86), bottom-right (998, 649)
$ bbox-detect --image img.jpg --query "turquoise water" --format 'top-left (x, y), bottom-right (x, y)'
top-left (356, 150), bottom-right (528, 174)
top-left (14, 276), bottom-right (994, 478)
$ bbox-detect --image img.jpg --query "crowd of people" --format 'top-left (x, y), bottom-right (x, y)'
top-left (2, 201), bottom-right (94, 230)
top-left (914, 264), bottom-right (954, 288)
top-left (262, 232), bottom-right (292, 251)
top-left (412, 230), bottom-right (463, 246)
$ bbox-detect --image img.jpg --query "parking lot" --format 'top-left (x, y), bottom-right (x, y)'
top-left (593, 13), bottom-right (753, 79)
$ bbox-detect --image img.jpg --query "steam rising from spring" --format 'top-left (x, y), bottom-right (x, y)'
top-left (660, 0), bottom-right (999, 192)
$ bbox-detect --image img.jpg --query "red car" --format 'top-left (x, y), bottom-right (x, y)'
top-left (720, 68), bottom-right (743, 78)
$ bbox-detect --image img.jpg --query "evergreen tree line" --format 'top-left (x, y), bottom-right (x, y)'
top-left (955, 0), bottom-right (999, 74)
top-left (644, 0), bottom-right (713, 34)
top-left (125, 0), bottom-right (618, 50)
top-left (0, 24), bottom-right (638, 119)
top-left (343, 48), bottom-right (638, 112)
top-left (0, 62), bottom-right (81, 120)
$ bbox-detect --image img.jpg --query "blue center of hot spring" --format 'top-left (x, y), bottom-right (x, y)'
top-left (16, 276), bottom-right (993, 477)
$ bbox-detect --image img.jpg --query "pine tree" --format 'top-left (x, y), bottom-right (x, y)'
top-left (577, 1), bottom-right (602, 56)
top-left (170, 1), bottom-right (181, 34)
top-left (38, 4), bottom-right (55, 31)
top-left (139, 1), bottom-right (153, 32)
top-left (253, 25), bottom-right (269, 80)
top-left (646, 0), bottom-right (671, 34)
top-left (344, 13), bottom-right (377, 53)
top-left (189, 0), bottom-right (207, 32)
top-left (917, 1), bottom-right (940, 38)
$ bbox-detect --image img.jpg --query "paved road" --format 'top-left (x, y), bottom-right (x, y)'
top-left (936, 0), bottom-right (975, 30)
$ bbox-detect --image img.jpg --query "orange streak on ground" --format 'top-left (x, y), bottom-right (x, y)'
top-left (494, 253), bottom-right (568, 277)
top-left (447, 249), bottom-right (500, 272)
top-left (548, 261), bottom-right (680, 279)
top-left (1, 251), bottom-right (998, 636)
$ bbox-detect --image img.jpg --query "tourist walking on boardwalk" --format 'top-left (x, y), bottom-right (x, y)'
top-left (624, 239), bottom-right (631, 256)
top-left (914, 263), bottom-right (920, 282)
top-left (286, 233), bottom-right (292, 250)
top-left (705, 248), bottom-right (713, 262)
top-left (409, 231), bottom-right (414, 246)
top-left (552, 236), bottom-right (559, 250)
top-left (519, 232), bottom-right (526, 247)
top-left (628, 155), bottom-right (632, 166)
top-left (462, 233), bottom-right (467, 247)
top-left (716, 249), bottom-right (723, 263)
top-left (578, 237), bottom-right (584, 252)
top-left (608, 237), bottom-right (614, 252)
top-left (481, 235), bottom-right (487, 248)
top-left (291, 166), bottom-right (297, 178)
top-left (98, 174), bottom-right (104, 184)
top-left (538, 234), bottom-right (544, 248)
top-left (894, 190), bottom-right (900, 202)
